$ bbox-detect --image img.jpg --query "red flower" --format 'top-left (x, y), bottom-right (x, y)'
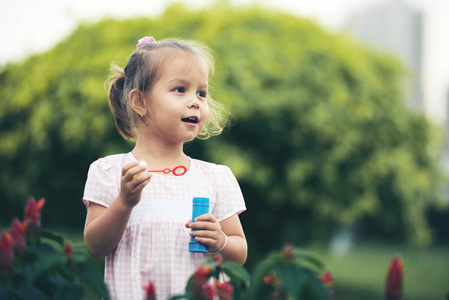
top-left (142, 280), bottom-right (156, 300)
top-left (194, 265), bottom-right (213, 283)
top-left (24, 197), bottom-right (45, 234)
top-left (319, 270), bottom-right (334, 288)
top-left (10, 217), bottom-right (28, 252)
top-left (201, 283), bottom-right (218, 299)
top-left (64, 242), bottom-right (74, 257)
top-left (216, 280), bottom-right (234, 300)
top-left (192, 265), bottom-right (214, 297)
top-left (385, 255), bottom-right (403, 299)
top-left (0, 232), bottom-right (14, 276)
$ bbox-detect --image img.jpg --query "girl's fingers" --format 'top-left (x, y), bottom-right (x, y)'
top-left (132, 161), bottom-right (148, 179)
top-left (189, 221), bottom-right (221, 238)
top-left (193, 237), bottom-right (216, 245)
top-left (187, 214), bottom-right (223, 250)
top-left (185, 220), bottom-right (192, 228)
top-left (122, 161), bottom-right (148, 180)
top-left (189, 230), bottom-right (219, 239)
top-left (189, 214), bottom-right (219, 231)
top-left (191, 231), bottom-right (223, 251)
top-left (122, 161), bottom-right (140, 176)
top-left (193, 213), bottom-right (217, 223)
top-left (189, 222), bottom-right (218, 232)
top-left (135, 174), bottom-right (152, 189)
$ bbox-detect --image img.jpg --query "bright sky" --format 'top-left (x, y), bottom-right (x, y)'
top-left (1, 0), bottom-right (448, 123)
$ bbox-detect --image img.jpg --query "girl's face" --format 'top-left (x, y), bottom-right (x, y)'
top-left (144, 53), bottom-right (210, 145)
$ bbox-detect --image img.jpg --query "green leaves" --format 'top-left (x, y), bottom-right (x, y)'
top-left (1, 198), bottom-right (109, 300)
top-left (265, 250), bottom-right (327, 300)
top-left (193, 245), bottom-right (329, 300)
top-left (221, 261), bottom-right (251, 290)
top-left (173, 246), bottom-right (328, 300)
top-left (40, 230), bottom-right (65, 248)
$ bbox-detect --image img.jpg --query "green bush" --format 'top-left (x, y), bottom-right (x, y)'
top-left (0, 2), bottom-right (444, 264)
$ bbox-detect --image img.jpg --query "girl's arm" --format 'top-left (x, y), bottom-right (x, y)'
top-left (84, 161), bottom-right (152, 259)
top-left (84, 199), bottom-right (133, 259)
top-left (217, 214), bottom-right (247, 265)
top-left (187, 213), bottom-right (247, 265)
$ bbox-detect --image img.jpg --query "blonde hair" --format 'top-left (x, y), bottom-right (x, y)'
top-left (107, 38), bottom-right (227, 141)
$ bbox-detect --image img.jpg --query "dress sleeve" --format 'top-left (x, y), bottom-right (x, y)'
top-left (213, 165), bottom-right (246, 222)
top-left (82, 158), bottom-right (120, 209)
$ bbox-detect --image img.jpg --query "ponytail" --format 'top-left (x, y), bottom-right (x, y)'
top-left (107, 64), bottom-right (136, 140)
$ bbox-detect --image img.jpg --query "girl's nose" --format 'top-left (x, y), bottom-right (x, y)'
top-left (188, 95), bottom-right (200, 109)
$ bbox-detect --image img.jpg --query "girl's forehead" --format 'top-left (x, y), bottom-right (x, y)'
top-left (158, 51), bottom-right (209, 80)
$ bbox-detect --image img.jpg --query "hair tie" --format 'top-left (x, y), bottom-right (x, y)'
top-left (136, 36), bottom-right (156, 48)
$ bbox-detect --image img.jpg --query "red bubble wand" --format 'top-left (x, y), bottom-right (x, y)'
top-left (147, 165), bottom-right (187, 176)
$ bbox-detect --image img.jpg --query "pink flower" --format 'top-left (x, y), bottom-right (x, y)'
top-left (24, 197), bottom-right (45, 234)
top-left (318, 270), bottom-right (334, 288)
top-left (10, 217), bottom-right (28, 252)
top-left (142, 280), bottom-right (157, 300)
top-left (385, 255), bottom-right (403, 299)
top-left (0, 232), bottom-right (14, 276)
top-left (216, 280), bottom-right (234, 300)
top-left (137, 36), bottom-right (156, 48)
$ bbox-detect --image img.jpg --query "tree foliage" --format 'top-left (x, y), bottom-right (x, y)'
top-left (0, 2), bottom-right (444, 262)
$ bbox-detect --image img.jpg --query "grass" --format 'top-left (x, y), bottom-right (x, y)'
top-left (310, 243), bottom-right (449, 300)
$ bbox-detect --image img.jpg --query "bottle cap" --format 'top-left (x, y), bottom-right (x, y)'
top-left (193, 197), bottom-right (209, 206)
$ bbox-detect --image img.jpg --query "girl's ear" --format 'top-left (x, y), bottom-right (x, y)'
top-left (129, 89), bottom-right (147, 117)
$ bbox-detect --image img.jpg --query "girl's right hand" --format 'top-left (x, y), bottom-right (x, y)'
top-left (119, 160), bottom-right (152, 207)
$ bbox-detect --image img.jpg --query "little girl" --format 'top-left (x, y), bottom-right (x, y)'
top-left (82, 36), bottom-right (247, 300)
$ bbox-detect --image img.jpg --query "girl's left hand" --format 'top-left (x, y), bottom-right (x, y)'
top-left (185, 214), bottom-right (224, 253)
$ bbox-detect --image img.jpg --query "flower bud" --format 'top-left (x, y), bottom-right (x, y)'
top-left (385, 255), bottom-right (403, 300)
top-left (10, 217), bottom-right (28, 253)
top-left (0, 232), bottom-right (14, 276)
top-left (24, 197), bottom-right (45, 234)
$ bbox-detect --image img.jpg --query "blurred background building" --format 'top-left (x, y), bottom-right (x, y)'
top-left (346, 0), bottom-right (423, 111)
top-left (346, 0), bottom-right (449, 177)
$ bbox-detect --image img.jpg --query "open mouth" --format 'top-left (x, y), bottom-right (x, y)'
top-left (181, 116), bottom-right (199, 124)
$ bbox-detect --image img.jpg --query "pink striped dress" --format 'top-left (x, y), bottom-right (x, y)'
top-left (82, 152), bottom-right (246, 300)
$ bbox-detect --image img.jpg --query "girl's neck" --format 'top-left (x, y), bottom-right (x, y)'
top-left (131, 137), bottom-right (189, 169)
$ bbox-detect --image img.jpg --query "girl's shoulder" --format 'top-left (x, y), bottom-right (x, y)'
top-left (96, 152), bottom-right (131, 163)
top-left (89, 152), bottom-right (133, 173)
top-left (190, 158), bottom-right (234, 177)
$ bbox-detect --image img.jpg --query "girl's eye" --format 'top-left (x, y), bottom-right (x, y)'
top-left (197, 91), bottom-right (207, 98)
top-left (174, 87), bottom-right (185, 93)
